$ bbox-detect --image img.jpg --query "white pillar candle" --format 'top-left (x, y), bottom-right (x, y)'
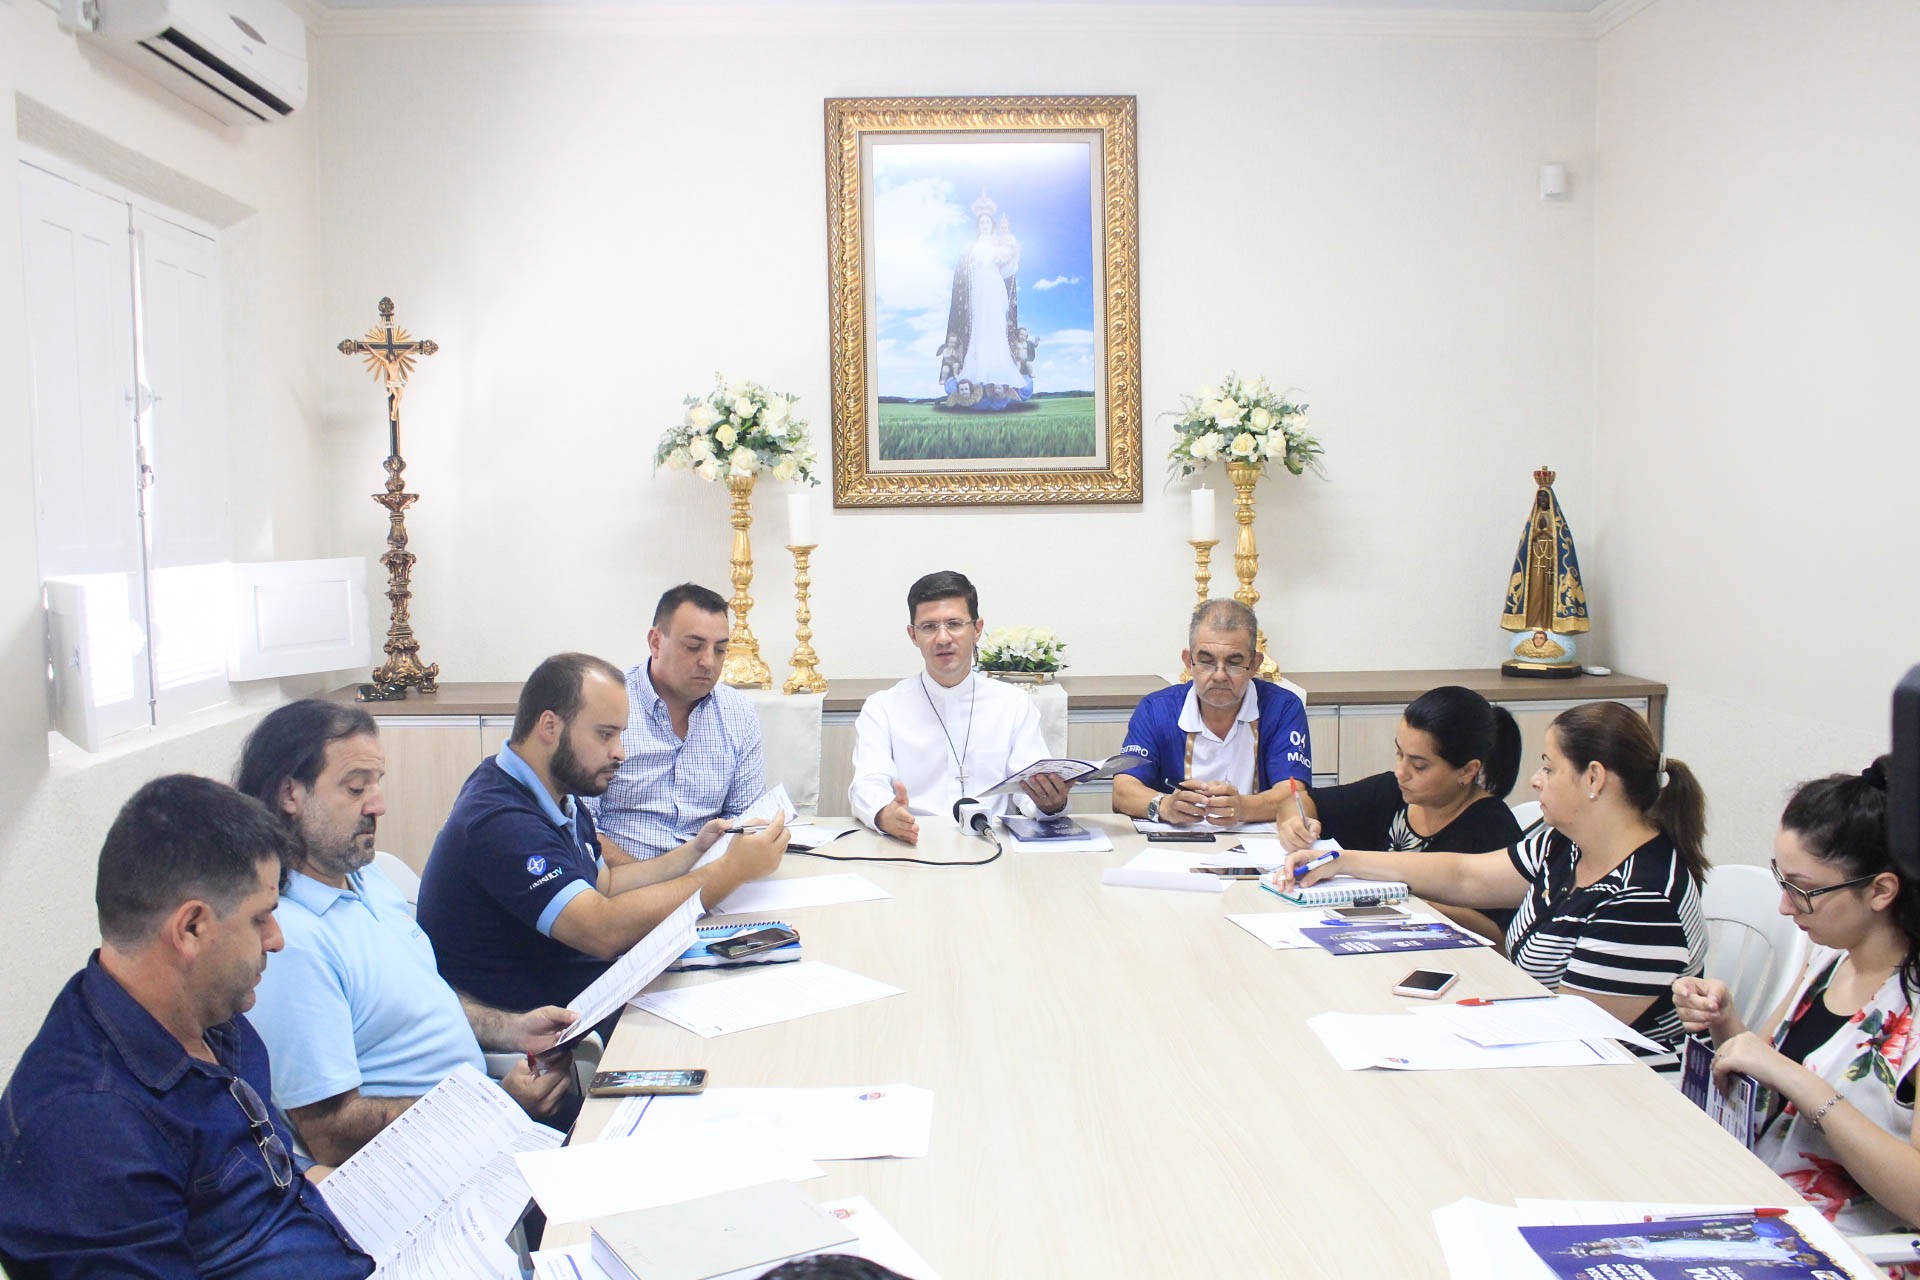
top-left (1190, 487), bottom-right (1215, 541)
top-left (787, 491), bottom-right (813, 546)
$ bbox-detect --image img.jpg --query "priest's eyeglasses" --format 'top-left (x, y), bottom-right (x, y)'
top-left (912, 619), bottom-right (977, 638)
top-left (1769, 859), bottom-right (1877, 915)
top-left (229, 1077), bottom-right (294, 1188)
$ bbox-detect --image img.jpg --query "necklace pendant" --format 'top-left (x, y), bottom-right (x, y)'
top-left (958, 770), bottom-right (968, 793)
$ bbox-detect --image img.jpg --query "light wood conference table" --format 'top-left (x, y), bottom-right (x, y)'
top-left (551, 816), bottom-right (1848, 1278)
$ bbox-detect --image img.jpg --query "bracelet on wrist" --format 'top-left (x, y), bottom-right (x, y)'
top-left (1807, 1093), bottom-right (1845, 1131)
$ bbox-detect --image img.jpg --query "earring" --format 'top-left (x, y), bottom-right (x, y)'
top-left (1587, 791), bottom-right (1597, 800)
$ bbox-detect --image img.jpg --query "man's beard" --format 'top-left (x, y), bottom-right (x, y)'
top-left (551, 731), bottom-right (611, 797)
top-left (299, 818), bottom-right (376, 881)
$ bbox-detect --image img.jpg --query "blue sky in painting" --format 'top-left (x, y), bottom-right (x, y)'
top-left (869, 140), bottom-right (1097, 399)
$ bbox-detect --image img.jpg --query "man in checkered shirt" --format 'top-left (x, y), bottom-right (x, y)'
top-left (586, 584), bottom-right (767, 859)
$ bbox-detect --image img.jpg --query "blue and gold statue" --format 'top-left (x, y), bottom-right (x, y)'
top-left (1500, 466), bottom-right (1589, 678)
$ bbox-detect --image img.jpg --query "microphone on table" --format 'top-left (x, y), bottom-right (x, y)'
top-left (952, 797), bottom-right (993, 839)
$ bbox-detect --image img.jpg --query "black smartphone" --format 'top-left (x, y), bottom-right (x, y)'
top-left (1193, 866), bottom-right (1263, 878)
top-left (1146, 832), bottom-right (1215, 843)
top-left (708, 925), bottom-right (799, 959)
top-left (1331, 905), bottom-right (1411, 922)
top-left (588, 1068), bottom-right (708, 1097)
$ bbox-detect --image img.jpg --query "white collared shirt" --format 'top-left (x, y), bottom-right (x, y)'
top-left (1176, 681), bottom-right (1260, 792)
top-left (848, 671), bottom-right (1051, 828)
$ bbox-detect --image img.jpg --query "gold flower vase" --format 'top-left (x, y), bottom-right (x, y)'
top-left (1226, 460), bottom-right (1280, 680)
top-left (721, 472), bottom-right (772, 689)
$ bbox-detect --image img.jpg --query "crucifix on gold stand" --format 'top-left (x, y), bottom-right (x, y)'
top-left (337, 297), bottom-right (440, 702)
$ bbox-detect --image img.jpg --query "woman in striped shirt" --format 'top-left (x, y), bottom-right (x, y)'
top-left (1281, 701), bottom-right (1709, 1071)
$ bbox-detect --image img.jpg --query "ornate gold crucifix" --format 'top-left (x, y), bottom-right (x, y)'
top-left (338, 297), bottom-right (440, 702)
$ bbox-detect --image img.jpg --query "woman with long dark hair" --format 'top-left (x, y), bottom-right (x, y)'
top-left (1282, 701), bottom-right (1709, 1072)
top-left (1674, 758), bottom-right (1920, 1251)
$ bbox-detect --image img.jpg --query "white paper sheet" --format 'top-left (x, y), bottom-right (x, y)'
top-left (372, 1200), bottom-right (523, 1280)
top-left (1200, 838), bottom-right (1288, 871)
top-left (603, 1085), bottom-right (935, 1160)
top-left (320, 1064), bottom-right (563, 1267)
top-left (1132, 818), bottom-right (1276, 834)
top-left (558, 890), bottom-right (701, 1046)
top-left (787, 821), bottom-right (858, 851)
top-left (1305, 1011), bottom-right (1638, 1071)
top-left (634, 961), bottom-right (905, 1037)
top-left (528, 1244), bottom-right (612, 1280)
top-left (710, 873), bottom-right (892, 916)
top-left (819, 1196), bottom-right (944, 1280)
top-left (1414, 994), bottom-right (1667, 1054)
top-left (1100, 849), bottom-right (1229, 893)
top-left (1432, 1198), bottom-right (1554, 1280)
top-left (513, 1114), bottom-right (822, 1225)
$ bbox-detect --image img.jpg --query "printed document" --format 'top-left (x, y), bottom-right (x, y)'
top-left (603, 1084), bottom-right (935, 1160)
top-left (634, 961), bottom-right (904, 1037)
top-left (558, 890), bottom-right (701, 1046)
top-left (710, 872), bottom-right (892, 916)
top-left (1413, 994), bottom-right (1667, 1054)
top-left (1306, 1011), bottom-right (1638, 1071)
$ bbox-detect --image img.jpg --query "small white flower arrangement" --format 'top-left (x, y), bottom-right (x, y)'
top-left (1167, 373), bottom-right (1324, 479)
top-left (656, 375), bottom-right (820, 484)
top-left (977, 625), bottom-right (1067, 674)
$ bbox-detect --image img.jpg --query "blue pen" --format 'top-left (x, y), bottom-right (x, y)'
top-left (1295, 848), bottom-right (1340, 879)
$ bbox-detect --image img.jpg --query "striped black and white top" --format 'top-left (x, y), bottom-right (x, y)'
top-left (1504, 826), bottom-right (1707, 1073)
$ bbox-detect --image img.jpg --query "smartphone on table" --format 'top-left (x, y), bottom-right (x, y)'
top-left (1192, 866), bottom-right (1264, 879)
top-left (1331, 905), bottom-right (1411, 923)
top-left (1391, 969), bottom-right (1459, 1000)
top-left (708, 925), bottom-right (798, 959)
top-left (588, 1068), bottom-right (708, 1097)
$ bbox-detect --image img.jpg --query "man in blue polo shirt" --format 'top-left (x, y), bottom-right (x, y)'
top-left (588, 583), bottom-right (767, 860)
top-left (0, 775), bottom-right (373, 1279)
top-left (236, 700), bottom-right (576, 1165)
top-left (1111, 599), bottom-right (1312, 826)
top-left (418, 652), bottom-right (790, 1016)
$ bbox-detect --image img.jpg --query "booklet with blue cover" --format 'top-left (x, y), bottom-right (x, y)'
top-left (1519, 1213), bottom-right (1850, 1278)
top-left (668, 921), bottom-right (802, 972)
top-left (1679, 1035), bottom-right (1763, 1148)
top-left (1296, 919), bottom-right (1485, 956)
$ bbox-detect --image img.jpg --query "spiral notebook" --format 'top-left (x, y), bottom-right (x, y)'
top-left (668, 921), bottom-right (803, 972)
top-left (1258, 872), bottom-right (1409, 907)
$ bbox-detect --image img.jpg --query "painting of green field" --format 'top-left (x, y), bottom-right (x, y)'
top-left (877, 395), bottom-right (1096, 461)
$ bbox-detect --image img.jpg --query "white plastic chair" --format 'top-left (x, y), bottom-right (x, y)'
top-left (370, 850), bottom-right (422, 916)
top-left (1701, 864), bottom-right (1811, 1025)
top-left (1509, 799), bottom-right (1544, 835)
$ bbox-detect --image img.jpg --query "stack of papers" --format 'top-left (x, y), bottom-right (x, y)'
top-left (1306, 1010), bottom-right (1640, 1071)
top-left (709, 873), bottom-right (891, 916)
top-left (514, 1114), bottom-right (820, 1225)
top-left (1433, 1198), bottom-right (1876, 1280)
top-left (1132, 817), bottom-right (1276, 834)
top-left (634, 961), bottom-right (904, 1038)
top-left (1411, 996), bottom-right (1666, 1054)
top-left (602, 1084), bottom-right (935, 1160)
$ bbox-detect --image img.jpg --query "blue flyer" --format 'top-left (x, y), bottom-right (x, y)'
top-left (1519, 1214), bottom-right (1850, 1279)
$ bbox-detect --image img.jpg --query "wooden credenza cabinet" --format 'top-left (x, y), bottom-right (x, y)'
top-left (329, 670), bottom-right (1665, 871)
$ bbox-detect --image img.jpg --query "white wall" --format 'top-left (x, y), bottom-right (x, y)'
top-left (1593, 0), bottom-right (1920, 865)
top-left (312, 7), bottom-right (1597, 685)
top-left (0, 0), bottom-right (332, 1072)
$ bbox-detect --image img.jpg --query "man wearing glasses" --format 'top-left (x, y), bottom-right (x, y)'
top-left (849, 570), bottom-right (1070, 844)
top-left (0, 775), bottom-right (373, 1278)
top-left (1111, 599), bottom-right (1312, 826)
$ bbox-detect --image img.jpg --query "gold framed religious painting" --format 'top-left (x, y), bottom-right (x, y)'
top-left (824, 95), bottom-right (1141, 507)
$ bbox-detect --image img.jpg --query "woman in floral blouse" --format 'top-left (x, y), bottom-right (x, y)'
top-left (1674, 757), bottom-right (1919, 1258)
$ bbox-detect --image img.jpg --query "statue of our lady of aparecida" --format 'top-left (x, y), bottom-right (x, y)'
top-left (1500, 465), bottom-right (1590, 677)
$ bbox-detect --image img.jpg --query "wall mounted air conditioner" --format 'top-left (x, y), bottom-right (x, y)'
top-left (61, 0), bottom-right (308, 125)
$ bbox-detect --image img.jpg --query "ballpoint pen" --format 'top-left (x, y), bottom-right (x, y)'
top-left (1455, 995), bottom-right (1556, 1006)
top-left (1289, 778), bottom-right (1312, 832)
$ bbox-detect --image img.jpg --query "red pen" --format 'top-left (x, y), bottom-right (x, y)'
top-left (1456, 995), bottom-right (1555, 1006)
top-left (1643, 1208), bottom-right (1789, 1221)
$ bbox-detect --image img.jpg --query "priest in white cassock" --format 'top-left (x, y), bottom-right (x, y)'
top-left (849, 570), bottom-right (1071, 844)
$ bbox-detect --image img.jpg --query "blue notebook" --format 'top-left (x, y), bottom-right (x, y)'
top-left (667, 921), bottom-right (803, 972)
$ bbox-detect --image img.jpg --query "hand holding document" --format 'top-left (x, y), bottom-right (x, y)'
top-left (557, 891), bottom-right (701, 1046)
top-left (634, 961), bottom-right (904, 1038)
top-left (978, 751), bottom-right (1148, 797)
top-left (709, 872), bottom-right (891, 916)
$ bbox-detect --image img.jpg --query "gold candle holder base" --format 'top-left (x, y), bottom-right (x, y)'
top-left (1180, 538), bottom-right (1220, 684)
top-left (783, 543), bottom-right (828, 695)
top-left (721, 472), bottom-right (773, 690)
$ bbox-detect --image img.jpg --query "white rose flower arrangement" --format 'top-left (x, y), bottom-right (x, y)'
top-left (1166, 373), bottom-right (1323, 479)
top-left (977, 625), bottom-right (1067, 675)
top-left (657, 375), bottom-right (819, 485)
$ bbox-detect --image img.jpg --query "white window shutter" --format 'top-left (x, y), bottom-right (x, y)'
top-left (228, 557), bottom-right (373, 682)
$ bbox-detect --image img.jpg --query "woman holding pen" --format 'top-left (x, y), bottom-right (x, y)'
top-left (1280, 701), bottom-right (1709, 1072)
top-left (1277, 685), bottom-right (1524, 942)
top-left (1672, 759), bottom-right (1920, 1256)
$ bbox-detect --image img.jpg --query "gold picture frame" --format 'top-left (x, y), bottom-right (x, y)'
top-left (825, 95), bottom-right (1141, 507)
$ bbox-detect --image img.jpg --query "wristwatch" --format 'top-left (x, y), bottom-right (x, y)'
top-left (1145, 796), bottom-right (1163, 823)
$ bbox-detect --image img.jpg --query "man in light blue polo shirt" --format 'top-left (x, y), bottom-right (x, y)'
top-left (588, 583), bottom-right (767, 860)
top-left (238, 700), bottom-right (576, 1165)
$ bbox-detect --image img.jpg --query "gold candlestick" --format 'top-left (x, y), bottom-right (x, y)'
top-left (1189, 538), bottom-right (1219, 608)
top-left (783, 544), bottom-right (828, 695)
top-left (721, 472), bottom-right (773, 689)
top-left (1226, 459), bottom-right (1280, 679)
